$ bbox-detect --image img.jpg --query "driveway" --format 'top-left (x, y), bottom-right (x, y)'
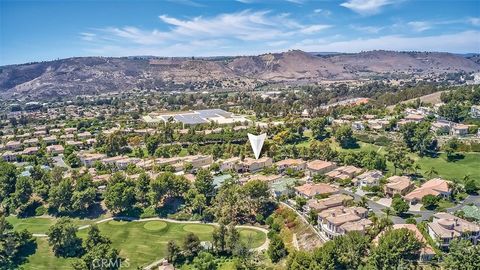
top-left (376, 198), bottom-right (392, 207)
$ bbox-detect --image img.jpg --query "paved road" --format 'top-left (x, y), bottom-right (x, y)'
top-left (339, 189), bottom-right (436, 224)
top-left (447, 195), bottom-right (480, 212)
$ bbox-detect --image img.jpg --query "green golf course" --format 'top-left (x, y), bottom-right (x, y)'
top-left (11, 218), bottom-right (267, 270)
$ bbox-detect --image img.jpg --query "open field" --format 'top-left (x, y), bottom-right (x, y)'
top-left (414, 152), bottom-right (480, 184)
top-left (6, 215), bottom-right (106, 234)
top-left (14, 218), bottom-right (266, 270)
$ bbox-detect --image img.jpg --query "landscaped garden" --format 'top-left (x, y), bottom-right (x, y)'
top-left (15, 219), bottom-right (267, 270)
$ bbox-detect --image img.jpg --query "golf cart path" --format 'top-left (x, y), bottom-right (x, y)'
top-left (32, 216), bottom-right (270, 251)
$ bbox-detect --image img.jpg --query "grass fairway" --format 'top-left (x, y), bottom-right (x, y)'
top-left (415, 152), bottom-right (480, 184)
top-left (6, 215), bottom-right (105, 234)
top-left (19, 220), bottom-right (266, 270)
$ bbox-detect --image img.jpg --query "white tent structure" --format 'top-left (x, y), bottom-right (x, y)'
top-left (248, 133), bottom-right (266, 160)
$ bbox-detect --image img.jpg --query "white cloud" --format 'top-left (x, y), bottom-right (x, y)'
top-left (350, 25), bottom-right (384, 33)
top-left (300, 24), bottom-right (332, 34)
top-left (469, 17), bottom-right (480, 26)
top-left (407, 21), bottom-right (432, 32)
top-left (82, 10), bottom-right (332, 56)
top-left (313, 9), bottom-right (332, 16)
top-left (340, 0), bottom-right (394, 15)
top-left (292, 31), bottom-right (480, 53)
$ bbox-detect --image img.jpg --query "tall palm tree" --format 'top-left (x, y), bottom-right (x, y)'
top-left (425, 167), bottom-right (438, 179)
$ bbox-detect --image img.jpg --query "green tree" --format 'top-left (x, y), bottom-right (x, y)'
top-left (267, 233), bottom-right (287, 263)
top-left (47, 218), bottom-right (83, 257)
top-left (135, 172), bottom-right (150, 205)
top-left (195, 169), bottom-right (215, 199)
top-left (192, 252), bottom-right (217, 270)
top-left (309, 117), bottom-right (328, 140)
top-left (104, 173), bottom-right (136, 214)
top-left (11, 176), bottom-right (33, 209)
top-left (443, 239), bottom-right (480, 270)
top-left (48, 178), bottom-right (74, 213)
top-left (0, 213), bottom-right (35, 270)
top-left (212, 223), bottom-right (227, 253)
top-left (73, 225), bottom-right (120, 270)
top-left (464, 175), bottom-right (478, 194)
top-left (422, 194), bottom-right (439, 210)
top-left (334, 125), bottom-right (357, 149)
top-left (368, 228), bottom-right (422, 269)
top-left (183, 233), bottom-right (201, 260)
top-left (391, 195), bottom-right (409, 215)
top-left (167, 240), bottom-right (182, 264)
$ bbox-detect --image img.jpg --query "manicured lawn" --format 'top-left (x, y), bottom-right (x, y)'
top-left (6, 216), bottom-right (102, 234)
top-left (18, 219), bottom-right (266, 270)
top-left (414, 152), bottom-right (480, 184)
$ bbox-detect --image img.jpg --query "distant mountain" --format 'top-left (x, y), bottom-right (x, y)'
top-left (1, 50), bottom-right (479, 99)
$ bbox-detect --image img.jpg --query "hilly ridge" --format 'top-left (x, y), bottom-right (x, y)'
top-left (1, 50), bottom-right (479, 99)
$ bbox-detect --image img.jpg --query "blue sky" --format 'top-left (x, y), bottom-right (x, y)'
top-left (1, 0), bottom-right (479, 65)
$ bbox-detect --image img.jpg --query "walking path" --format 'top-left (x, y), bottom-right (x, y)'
top-left (32, 216), bottom-right (269, 251)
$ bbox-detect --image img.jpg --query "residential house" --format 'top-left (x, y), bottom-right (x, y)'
top-left (318, 206), bottom-right (372, 240)
top-left (405, 114), bottom-right (425, 123)
top-left (428, 212), bottom-right (480, 249)
top-left (275, 158), bottom-right (307, 172)
top-left (404, 178), bottom-right (451, 205)
top-left (307, 160), bottom-right (336, 177)
top-left (77, 131), bottom-right (92, 140)
top-left (384, 175), bottom-right (414, 197)
top-left (46, 144), bottom-right (64, 155)
top-left (450, 124), bottom-right (469, 137)
top-left (2, 151), bottom-right (17, 162)
top-left (431, 120), bottom-right (451, 134)
top-left (303, 194), bottom-right (353, 213)
top-left (21, 147), bottom-right (39, 155)
top-left (184, 155), bottom-right (213, 169)
top-left (325, 165), bottom-right (363, 181)
top-left (79, 153), bottom-right (107, 167)
top-left (42, 135), bottom-right (57, 145)
top-left (294, 183), bottom-right (338, 199)
top-left (352, 121), bottom-right (365, 131)
top-left (471, 105), bottom-right (480, 118)
top-left (64, 127), bottom-right (77, 134)
top-left (219, 157), bottom-right (242, 172)
top-left (241, 157), bottom-right (273, 173)
top-left (5, 140), bottom-right (21, 151)
top-left (23, 138), bottom-right (39, 146)
top-left (353, 170), bottom-right (383, 187)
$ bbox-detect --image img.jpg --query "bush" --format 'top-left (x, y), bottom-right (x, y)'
top-left (35, 205), bottom-right (46, 216)
top-left (405, 217), bottom-right (417, 224)
top-left (140, 206), bottom-right (157, 218)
